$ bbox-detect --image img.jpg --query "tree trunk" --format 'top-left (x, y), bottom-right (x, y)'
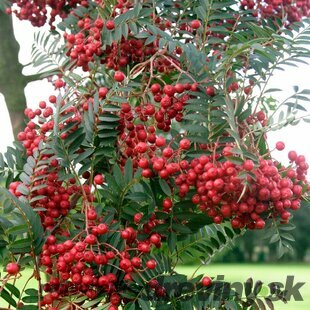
top-left (0, 11), bottom-right (27, 139)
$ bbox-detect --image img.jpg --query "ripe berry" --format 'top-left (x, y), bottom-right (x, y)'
top-left (202, 276), bottom-right (212, 287)
top-left (120, 258), bottom-right (131, 271)
top-left (175, 83), bottom-right (185, 93)
top-left (87, 209), bottom-right (97, 220)
top-left (163, 85), bottom-right (176, 97)
top-left (131, 257), bottom-right (142, 268)
top-left (6, 263), bottom-right (19, 275)
top-left (114, 71), bottom-right (125, 82)
top-left (243, 159), bottom-right (254, 171)
top-left (151, 83), bottom-right (161, 94)
top-left (179, 138), bottom-right (191, 150)
top-left (276, 141), bottom-right (285, 151)
top-left (288, 150), bottom-right (297, 161)
top-left (206, 86), bottom-right (215, 96)
top-left (99, 87), bottom-right (109, 98)
top-left (150, 234), bottom-right (161, 245)
top-left (146, 259), bottom-right (157, 269)
top-left (244, 86), bottom-right (252, 95)
top-left (155, 136), bottom-right (166, 147)
top-left (134, 213), bottom-right (143, 223)
top-left (97, 223), bottom-right (108, 234)
top-left (162, 147), bottom-right (173, 158)
top-left (148, 279), bottom-right (158, 288)
top-left (94, 18), bottom-right (104, 29)
top-left (255, 219), bottom-right (265, 229)
top-left (54, 79), bottom-right (64, 89)
top-left (162, 198), bottom-right (173, 210)
top-left (191, 19), bottom-right (201, 29)
top-left (136, 142), bottom-right (147, 153)
top-left (94, 174), bottom-right (104, 185)
top-left (106, 20), bottom-right (115, 30)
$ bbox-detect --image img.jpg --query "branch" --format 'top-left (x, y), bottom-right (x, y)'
top-left (23, 73), bottom-right (44, 84)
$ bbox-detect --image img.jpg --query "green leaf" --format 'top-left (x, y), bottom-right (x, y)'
top-left (6, 224), bottom-right (28, 235)
top-left (1, 288), bottom-right (17, 307)
top-left (17, 184), bottom-right (29, 195)
top-left (158, 179), bottom-right (172, 196)
top-left (127, 192), bottom-right (149, 201)
top-left (124, 302), bottom-right (136, 310)
top-left (269, 234), bottom-right (280, 244)
top-left (5, 283), bottom-right (20, 299)
top-left (281, 233), bottom-right (295, 242)
top-left (22, 295), bottom-right (39, 303)
top-left (82, 296), bottom-right (103, 308)
top-left (194, 6), bottom-right (207, 20)
top-left (0, 188), bottom-right (44, 255)
top-left (20, 306), bottom-right (39, 310)
top-left (73, 148), bottom-right (94, 165)
top-left (168, 232), bottom-right (177, 253)
top-left (113, 164), bottom-right (124, 187)
top-left (124, 159), bottom-right (133, 184)
top-left (25, 289), bottom-right (39, 296)
top-left (138, 299), bottom-right (150, 310)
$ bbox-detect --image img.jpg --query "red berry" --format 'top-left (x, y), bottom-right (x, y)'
top-left (151, 83), bottom-right (161, 94)
top-left (191, 19), bottom-right (201, 29)
top-left (120, 258), bottom-right (131, 271)
top-left (54, 79), bottom-right (64, 88)
top-left (146, 259), bottom-right (157, 269)
top-left (206, 86), bottom-right (215, 96)
top-left (94, 18), bottom-right (104, 29)
top-left (134, 213), bottom-right (143, 223)
top-left (136, 142), bottom-right (147, 153)
top-left (163, 85), bottom-right (176, 97)
top-left (288, 150), bottom-right (297, 161)
top-left (244, 86), bottom-right (252, 95)
top-left (243, 159), bottom-right (254, 171)
top-left (114, 71), bottom-right (125, 82)
top-left (97, 223), bottom-right (109, 234)
top-left (131, 257), bottom-right (142, 268)
top-left (6, 263), bottom-right (19, 275)
top-left (276, 141), bottom-right (285, 151)
top-left (106, 20), bottom-right (115, 30)
top-left (155, 136), bottom-right (166, 147)
top-left (179, 138), bottom-right (191, 150)
top-left (99, 87), bottom-right (109, 98)
top-left (94, 174), bottom-right (104, 185)
top-left (162, 198), bottom-right (173, 210)
top-left (175, 83), bottom-right (185, 93)
top-left (87, 209), bottom-right (97, 220)
top-left (255, 219), bottom-right (265, 229)
top-left (162, 147), bottom-right (173, 158)
top-left (202, 276), bottom-right (212, 287)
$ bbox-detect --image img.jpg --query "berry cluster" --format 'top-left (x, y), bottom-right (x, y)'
top-left (64, 17), bottom-right (104, 72)
top-left (7, 0), bottom-right (86, 27)
top-left (38, 209), bottom-right (167, 308)
top-left (175, 148), bottom-right (309, 229)
top-left (239, 0), bottom-right (310, 23)
top-left (17, 93), bottom-right (83, 156)
top-left (64, 14), bottom-right (178, 73)
top-left (117, 83), bottom-right (191, 166)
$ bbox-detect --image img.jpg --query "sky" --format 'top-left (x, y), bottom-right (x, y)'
top-left (0, 16), bottom-right (309, 166)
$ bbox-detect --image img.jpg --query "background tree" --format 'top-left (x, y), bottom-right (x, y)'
top-left (0, 10), bottom-right (40, 138)
top-left (0, 11), bottom-right (28, 137)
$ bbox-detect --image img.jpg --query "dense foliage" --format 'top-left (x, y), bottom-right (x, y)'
top-left (0, 0), bottom-right (310, 309)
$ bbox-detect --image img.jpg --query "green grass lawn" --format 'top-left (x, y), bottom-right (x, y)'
top-left (1, 264), bottom-right (309, 309)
